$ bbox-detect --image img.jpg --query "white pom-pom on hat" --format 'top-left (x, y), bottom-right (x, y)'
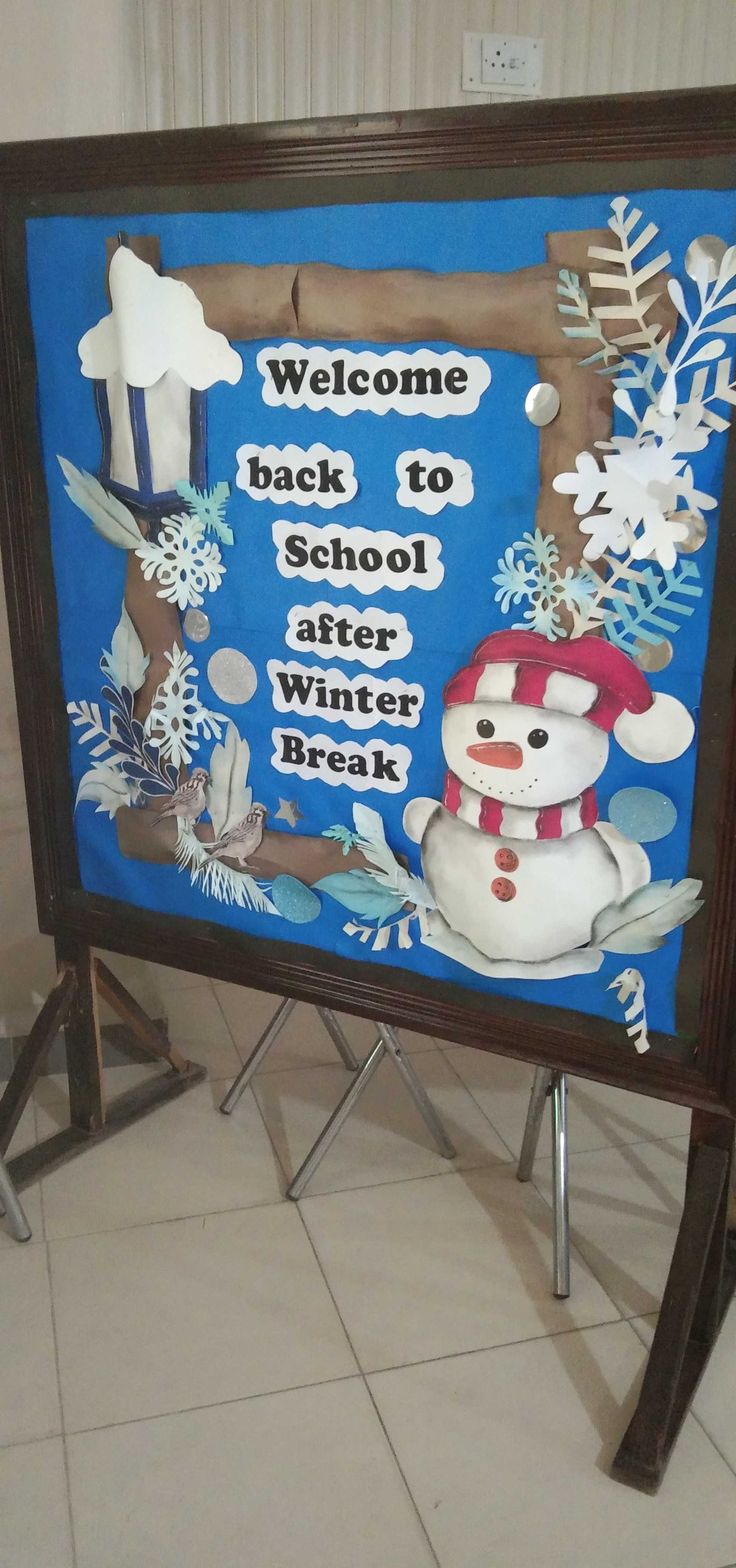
top-left (613, 692), bottom-right (694, 764)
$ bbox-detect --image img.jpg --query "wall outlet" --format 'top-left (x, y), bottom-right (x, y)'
top-left (462, 32), bottom-right (543, 97)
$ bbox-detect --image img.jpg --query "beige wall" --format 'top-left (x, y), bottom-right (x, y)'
top-left (1, 0), bottom-right (735, 1031)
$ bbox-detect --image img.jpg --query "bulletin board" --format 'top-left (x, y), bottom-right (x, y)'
top-left (2, 87), bottom-right (736, 1115)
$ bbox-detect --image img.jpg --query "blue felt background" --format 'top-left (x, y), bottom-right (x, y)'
top-left (25, 187), bottom-right (736, 1034)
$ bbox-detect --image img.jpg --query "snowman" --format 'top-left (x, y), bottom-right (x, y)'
top-left (403, 629), bottom-right (695, 981)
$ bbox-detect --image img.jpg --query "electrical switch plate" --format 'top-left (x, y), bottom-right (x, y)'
top-left (462, 32), bottom-right (543, 97)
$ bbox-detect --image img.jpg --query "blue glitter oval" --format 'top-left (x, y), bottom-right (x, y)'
top-left (271, 874), bottom-right (321, 923)
top-left (608, 787), bottom-right (677, 844)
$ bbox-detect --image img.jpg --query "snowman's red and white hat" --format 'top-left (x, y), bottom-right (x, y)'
top-left (443, 629), bottom-right (694, 765)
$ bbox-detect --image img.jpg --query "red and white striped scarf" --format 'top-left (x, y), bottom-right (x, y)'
top-left (442, 771), bottom-right (598, 842)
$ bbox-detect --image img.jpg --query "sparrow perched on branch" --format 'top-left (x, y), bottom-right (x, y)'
top-left (208, 803), bottom-right (267, 867)
top-left (154, 768), bottom-right (209, 825)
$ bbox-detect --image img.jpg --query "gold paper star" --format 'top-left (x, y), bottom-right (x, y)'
top-left (275, 797), bottom-right (304, 828)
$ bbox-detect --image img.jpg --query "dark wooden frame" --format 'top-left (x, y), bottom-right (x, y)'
top-left (0, 87), bottom-right (735, 1490)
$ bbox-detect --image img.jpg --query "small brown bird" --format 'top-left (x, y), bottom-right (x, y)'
top-left (154, 767), bottom-right (209, 826)
top-left (208, 803), bottom-right (267, 867)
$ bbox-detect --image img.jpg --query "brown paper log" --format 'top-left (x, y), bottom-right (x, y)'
top-left (169, 229), bottom-right (673, 358)
top-left (116, 799), bottom-right (368, 882)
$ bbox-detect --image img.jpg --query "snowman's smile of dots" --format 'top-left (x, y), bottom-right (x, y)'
top-left (441, 701), bottom-right (610, 809)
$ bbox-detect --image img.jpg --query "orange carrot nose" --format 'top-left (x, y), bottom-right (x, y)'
top-left (466, 740), bottom-right (524, 769)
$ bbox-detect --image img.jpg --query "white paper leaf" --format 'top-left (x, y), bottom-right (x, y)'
top-left (206, 721), bottom-right (252, 840)
top-left (705, 316), bottom-right (736, 335)
top-left (667, 278), bottom-right (690, 324)
top-left (57, 457), bottom-right (142, 549)
top-left (101, 603), bottom-right (149, 695)
top-left (593, 878), bottom-right (702, 953)
top-left (76, 763), bottom-right (131, 818)
top-left (686, 339), bottom-right (726, 366)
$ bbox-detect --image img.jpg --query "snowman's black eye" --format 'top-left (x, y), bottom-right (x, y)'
top-left (528, 728), bottom-right (549, 749)
top-left (476, 719), bottom-right (495, 738)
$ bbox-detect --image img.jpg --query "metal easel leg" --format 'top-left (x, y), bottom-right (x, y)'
top-left (287, 1020), bottom-right (457, 1199)
top-left (517, 1066), bottom-right (570, 1297)
top-left (379, 1023), bottom-right (457, 1161)
top-left (288, 1037), bottom-right (386, 1199)
top-left (219, 997), bottom-right (298, 1114)
top-left (0, 1154), bottom-right (32, 1241)
top-left (517, 1066), bottom-right (552, 1182)
top-left (550, 1071), bottom-right (571, 1299)
top-left (316, 1007), bottom-right (360, 1072)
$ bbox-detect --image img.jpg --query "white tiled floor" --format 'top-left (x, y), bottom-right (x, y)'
top-left (3, 974), bottom-right (736, 1568)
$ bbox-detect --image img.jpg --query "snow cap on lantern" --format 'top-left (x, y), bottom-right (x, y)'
top-left (443, 629), bottom-right (694, 764)
top-left (78, 243), bottom-right (242, 522)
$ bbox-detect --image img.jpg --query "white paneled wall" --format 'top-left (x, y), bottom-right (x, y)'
top-left (123, 0), bottom-right (736, 129)
top-left (0, 0), bottom-right (734, 1033)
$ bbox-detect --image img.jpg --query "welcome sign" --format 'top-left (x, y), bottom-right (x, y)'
top-left (19, 168), bottom-right (736, 1062)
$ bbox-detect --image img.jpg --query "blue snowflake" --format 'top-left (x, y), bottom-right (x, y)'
top-left (493, 529), bottom-right (599, 640)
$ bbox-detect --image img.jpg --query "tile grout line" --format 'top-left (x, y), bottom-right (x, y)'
top-left (54, 1372), bottom-right (364, 1443)
top-left (437, 1046), bottom-right (518, 1161)
top-left (42, 1239), bottom-right (79, 1568)
top-left (689, 1409), bottom-right (736, 1485)
top-left (293, 1197), bottom-right (442, 1568)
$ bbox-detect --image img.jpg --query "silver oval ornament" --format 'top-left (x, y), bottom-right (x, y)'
top-left (207, 648), bottom-right (258, 705)
top-left (684, 235), bottom-right (727, 284)
top-left (677, 513), bottom-right (708, 554)
top-left (634, 637), bottom-right (673, 674)
top-left (524, 382), bottom-right (560, 427)
top-left (183, 608), bottom-right (211, 643)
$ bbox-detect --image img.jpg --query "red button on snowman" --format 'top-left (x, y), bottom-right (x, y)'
top-left (403, 629), bottom-right (694, 981)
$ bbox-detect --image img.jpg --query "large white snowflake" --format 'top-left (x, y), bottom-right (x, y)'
top-left (554, 407), bottom-right (716, 571)
top-left (135, 514), bottom-right (225, 610)
top-left (145, 644), bottom-right (224, 768)
top-left (492, 530), bottom-right (599, 640)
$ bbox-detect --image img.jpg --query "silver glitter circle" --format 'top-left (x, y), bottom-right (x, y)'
top-left (183, 608), bottom-right (211, 643)
top-left (524, 382), bottom-right (561, 427)
top-left (677, 513), bottom-right (708, 554)
top-left (635, 637), bottom-right (673, 674)
top-left (207, 648), bottom-right (257, 705)
top-left (685, 234), bottom-right (727, 284)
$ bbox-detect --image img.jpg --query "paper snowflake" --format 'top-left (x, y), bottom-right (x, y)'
top-left (554, 202), bottom-right (736, 584)
top-left (145, 644), bottom-right (225, 769)
top-left (135, 514), bottom-right (225, 610)
top-left (492, 530), bottom-right (599, 640)
top-left (554, 404), bottom-right (716, 571)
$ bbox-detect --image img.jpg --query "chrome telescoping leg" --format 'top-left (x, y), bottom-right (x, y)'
top-left (287, 1021), bottom-right (457, 1199)
top-left (316, 1007), bottom-right (360, 1072)
top-left (288, 1037), bottom-right (386, 1199)
top-left (219, 997), bottom-right (298, 1114)
top-left (550, 1071), bottom-right (571, 1299)
top-left (379, 1023), bottom-right (457, 1162)
top-left (517, 1066), bottom-right (553, 1183)
top-left (0, 1155), bottom-right (32, 1242)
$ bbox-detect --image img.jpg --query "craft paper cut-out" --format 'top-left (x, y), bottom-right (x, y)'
top-left (284, 603), bottom-right (413, 669)
top-left (79, 246), bottom-right (242, 391)
top-left (236, 442), bottom-right (357, 508)
top-left (395, 450), bottom-right (474, 515)
top-left (272, 519), bottom-right (444, 594)
top-left (207, 648), bottom-right (258, 705)
top-left (257, 343), bottom-right (491, 416)
top-left (403, 629), bottom-right (698, 979)
top-left (275, 798), bottom-right (304, 828)
top-left (135, 515), bottom-right (225, 609)
top-left (608, 786), bottom-right (677, 844)
top-left (608, 967), bottom-right (650, 1053)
